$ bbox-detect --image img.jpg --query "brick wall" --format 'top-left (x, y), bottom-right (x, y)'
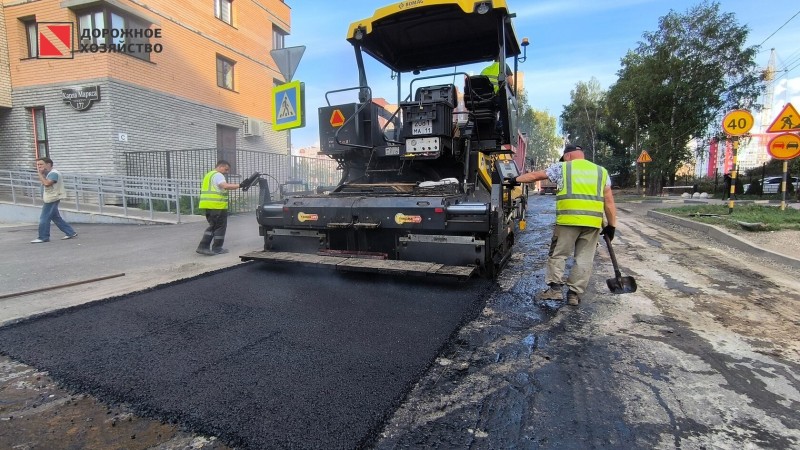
top-left (0, 0), bottom-right (291, 172)
top-left (0, 4), bottom-right (12, 107)
top-left (0, 78), bottom-right (288, 175)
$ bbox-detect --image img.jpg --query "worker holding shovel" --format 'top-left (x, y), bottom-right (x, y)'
top-left (508, 144), bottom-right (627, 305)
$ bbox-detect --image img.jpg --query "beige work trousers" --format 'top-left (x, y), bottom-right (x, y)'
top-left (546, 224), bottom-right (601, 295)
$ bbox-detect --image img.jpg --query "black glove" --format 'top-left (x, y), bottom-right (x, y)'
top-left (239, 172), bottom-right (261, 191)
top-left (601, 225), bottom-right (615, 242)
top-left (505, 176), bottom-right (521, 187)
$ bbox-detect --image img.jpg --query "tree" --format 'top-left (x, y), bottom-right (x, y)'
top-left (517, 92), bottom-right (562, 170)
top-left (560, 78), bottom-right (606, 162)
top-left (607, 1), bottom-right (763, 194)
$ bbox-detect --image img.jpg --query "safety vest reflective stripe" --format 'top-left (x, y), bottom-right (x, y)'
top-left (557, 209), bottom-right (604, 218)
top-left (198, 170), bottom-right (228, 210)
top-left (555, 160), bottom-right (607, 228)
top-left (558, 193), bottom-right (604, 201)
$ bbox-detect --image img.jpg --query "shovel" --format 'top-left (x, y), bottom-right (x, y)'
top-left (603, 234), bottom-right (637, 294)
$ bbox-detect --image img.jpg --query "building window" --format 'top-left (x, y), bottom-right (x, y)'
top-left (32, 108), bottom-right (49, 158)
top-left (216, 55), bottom-right (235, 90)
top-left (215, 0), bottom-right (233, 25)
top-left (23, 19), bottom-right (38, 58)
top-left (272, 26), bottom-right (286, 50)
top-left (77, 8), bottom-right (151, 61)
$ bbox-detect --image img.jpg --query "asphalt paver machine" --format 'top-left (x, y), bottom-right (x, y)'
top-left (242, 0), bottom-right (530, 279)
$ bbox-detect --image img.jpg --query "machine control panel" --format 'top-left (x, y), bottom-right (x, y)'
top-left (406, 137), bottom-right (441, 154)
top-left (495, 159), bottom-right (520, 179)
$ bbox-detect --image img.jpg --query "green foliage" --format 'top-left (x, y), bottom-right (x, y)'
top-left (518, 92), bottom-right (562, 170)
top-left (658, 204), bottom-right (800, 231)
top-left (560, 78), bottom-right (607, 161)
top-left (743, 157), bottom-right (800, 179)
top-left (563, 2), bottom-right (764, 191)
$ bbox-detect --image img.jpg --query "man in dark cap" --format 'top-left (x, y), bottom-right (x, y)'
top-left (507, 144), bottom-right (617, 306)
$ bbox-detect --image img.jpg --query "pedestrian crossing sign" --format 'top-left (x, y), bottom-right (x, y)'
top-left (766, 103), bottom-right (800, 134)
top-left (273, 80), bottom-right (304, 131)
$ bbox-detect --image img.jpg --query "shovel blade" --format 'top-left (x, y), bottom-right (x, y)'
top-left (606, 276), bottom-right (637, 294)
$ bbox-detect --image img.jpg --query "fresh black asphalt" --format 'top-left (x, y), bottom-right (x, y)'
top-left (0, 263), bottom-right (491, 449)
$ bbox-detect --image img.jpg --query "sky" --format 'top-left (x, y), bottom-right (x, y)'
top-left (283, 1), bottom-right (800, 151)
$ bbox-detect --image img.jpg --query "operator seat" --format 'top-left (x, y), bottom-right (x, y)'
top-left (463, 75), bottom-right (498, 139)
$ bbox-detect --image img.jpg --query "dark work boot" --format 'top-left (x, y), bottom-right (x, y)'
top-left (567, 290), bottom-right (581, 306)
top-left (538, 283), bottom-right (564, 301)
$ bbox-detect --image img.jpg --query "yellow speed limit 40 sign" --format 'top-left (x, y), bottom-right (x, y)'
top-left (722, 109), bottom-right (754, 136)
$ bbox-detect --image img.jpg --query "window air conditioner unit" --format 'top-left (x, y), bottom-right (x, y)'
top-left (242, 118), bottom-right (263, 137)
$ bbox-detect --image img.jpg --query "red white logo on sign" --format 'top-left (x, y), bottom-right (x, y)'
top-left (37, 23), bottom-right (74, 59)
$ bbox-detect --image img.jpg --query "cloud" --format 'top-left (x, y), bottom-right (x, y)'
top-left (772, 76), bottom-right (800, 107)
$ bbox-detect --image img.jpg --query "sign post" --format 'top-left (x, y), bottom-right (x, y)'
top-left (636, 150), bottom-right (652, 197)
top-left (722, 109), bottom-right (754, 213)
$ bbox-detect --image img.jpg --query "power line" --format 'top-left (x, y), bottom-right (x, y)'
top-left (758, 10), bottom-right (800, 47)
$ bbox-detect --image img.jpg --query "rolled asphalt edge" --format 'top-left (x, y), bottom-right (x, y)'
top-left (641, 208), bottom-right (800, 269)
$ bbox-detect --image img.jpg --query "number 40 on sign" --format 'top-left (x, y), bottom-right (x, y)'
top-left (722, 109), bottom-right (753, 136)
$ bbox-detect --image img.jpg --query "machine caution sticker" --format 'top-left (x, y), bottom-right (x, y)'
top-left (297, 212), bottom-right (319, 222)
top-left (394, 213), bottom-right (422, 224)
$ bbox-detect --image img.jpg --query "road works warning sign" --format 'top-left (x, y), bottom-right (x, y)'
top-left (273, 80), bottom-right (304, 131)
top-left (637, 150), bottom-right (652, 163)
top-left (766, 103), bottom-right (800, 133)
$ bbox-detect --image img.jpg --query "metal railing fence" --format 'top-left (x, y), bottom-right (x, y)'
top-left (0, 151), bottom-right (341, 222)
top-left (0, 169), bottom-right (195, 222)
top-left (124, 149), bottom-right (341, 214)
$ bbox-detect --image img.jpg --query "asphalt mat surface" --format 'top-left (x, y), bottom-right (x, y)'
top-left (0, 263), bottom-right (492, 449)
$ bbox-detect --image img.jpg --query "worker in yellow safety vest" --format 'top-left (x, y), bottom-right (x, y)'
top-left (480, 61), bottom-right (514, 93)
top-left (506, 144), bottom-right (617, 306)
top-left (196, 160), bottom-right (244, 256)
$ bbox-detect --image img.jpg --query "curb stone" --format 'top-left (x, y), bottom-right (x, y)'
top-left (645, 209), bottom-right (800, 269)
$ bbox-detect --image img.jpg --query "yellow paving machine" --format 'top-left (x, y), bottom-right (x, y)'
top-left (242, 0), bottom-right (530, 279)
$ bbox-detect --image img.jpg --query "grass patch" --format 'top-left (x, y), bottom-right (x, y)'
top-left (657, 203), bottom-right (800, 232)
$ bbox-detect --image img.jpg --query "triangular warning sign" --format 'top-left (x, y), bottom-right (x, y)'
top-left (270, 46), bottom-right (305, 82)
top-left (277, 93), bottom-right (295, 120)
top-left (766, 103), bottom-right (800, 133)
top-left (637, 150), bottom-right (652, 163)
top-left (330, 109), bottom-right (345, 127)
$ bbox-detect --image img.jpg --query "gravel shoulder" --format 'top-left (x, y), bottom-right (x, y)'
top-left (616, 198), bottom-right (800, 262)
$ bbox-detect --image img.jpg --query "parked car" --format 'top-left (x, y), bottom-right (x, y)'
top-left (744, 176), bottom-right (799, 194)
